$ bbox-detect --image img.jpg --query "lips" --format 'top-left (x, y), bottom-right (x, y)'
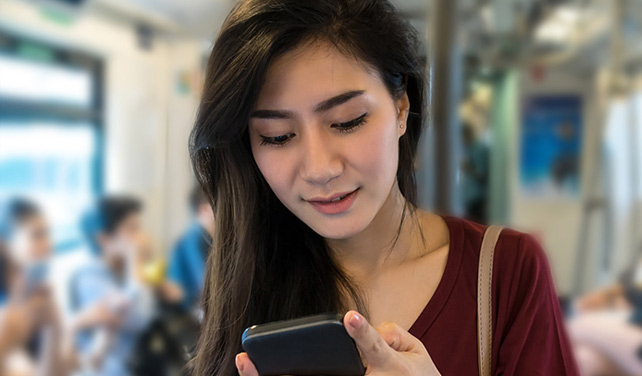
top-left (306, 188), bottom-right (359, 215)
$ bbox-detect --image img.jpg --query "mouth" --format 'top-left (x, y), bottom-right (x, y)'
top-left (306, 188), bottom-right (360, 215)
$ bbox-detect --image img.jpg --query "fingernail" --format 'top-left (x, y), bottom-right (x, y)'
top-left (349, 312), bottom-right (362, 328)
top-left (236, 354), bottom-right (244, 371)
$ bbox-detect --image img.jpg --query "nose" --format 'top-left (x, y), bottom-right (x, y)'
top-left (299, 130), bottom-right (343, 186)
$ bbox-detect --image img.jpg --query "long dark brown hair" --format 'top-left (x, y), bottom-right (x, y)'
top-left (189, 0), bottom-right (426, 374)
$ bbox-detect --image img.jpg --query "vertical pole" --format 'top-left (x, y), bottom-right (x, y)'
top-left (425, 0), bottom-right (462, 214)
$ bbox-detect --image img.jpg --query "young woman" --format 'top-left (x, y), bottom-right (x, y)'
top-left (189, 0), bottom-right (580, 375)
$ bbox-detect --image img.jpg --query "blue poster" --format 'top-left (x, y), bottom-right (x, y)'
top-left (520, 96), bottom-right (582, 198)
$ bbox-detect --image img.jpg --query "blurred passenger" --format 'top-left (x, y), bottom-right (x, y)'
top-left (131, 186), bottom-right (214, 375)
top-left (552, 121), bottom-right (580, 193)
top-left (0, 198), bottom-right (68, 376)
top-left (568, 262), bottom-right (642, 376)
top-left (68, 196), bottom-right (155, 376)
top-left (461, 123), bottom-right (489, 224)
top-left (162, 186), bottom-right (214, 313)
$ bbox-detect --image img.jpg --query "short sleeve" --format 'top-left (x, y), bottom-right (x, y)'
top-left (493, 233), bottom-right (580, 375)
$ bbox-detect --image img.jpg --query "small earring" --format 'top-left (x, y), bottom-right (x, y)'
top-left (399, 124), bottom-right (404, 129)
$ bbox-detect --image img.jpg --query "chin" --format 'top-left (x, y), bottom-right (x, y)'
top-left (312, 227), bottom-right (363, 240)
top-left (304, 215), bottom-right (369, 240)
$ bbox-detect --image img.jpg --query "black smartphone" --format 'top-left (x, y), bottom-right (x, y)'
top-left (241, 313), bottom-right (365, 376)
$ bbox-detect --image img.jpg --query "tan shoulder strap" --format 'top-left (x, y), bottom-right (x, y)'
top-left (477, 225), bottom-right (504, 376)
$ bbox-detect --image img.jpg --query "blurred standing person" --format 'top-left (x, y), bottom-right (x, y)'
top-left (136, 187), bottom-right (215, 374)
top-left (0, 198), bottom-right (68, 376)
top-left (163, 186), bottom-right (214, 313)
top-left (68, 196), bottom-right (155, 376)
top-left (461, 123), bottom-right (489, 224)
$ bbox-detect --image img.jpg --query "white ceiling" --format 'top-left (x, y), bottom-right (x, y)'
top-left (93, 0), bottom-right (434, 39)
top-left (89, 0), bottom-right (641, 74)
top-left (92, 0), bottom-right (232, 38)
top-left (129, 0), bottom-right (230, 36)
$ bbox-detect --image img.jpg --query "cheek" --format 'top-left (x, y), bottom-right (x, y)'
top-left (252, 146), bottom-right (298, 200)
top-left (349, 120), bottom-right (399, 183)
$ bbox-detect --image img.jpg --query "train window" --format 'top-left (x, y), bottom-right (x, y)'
top-left (0, 32), bottom-right (103, 252)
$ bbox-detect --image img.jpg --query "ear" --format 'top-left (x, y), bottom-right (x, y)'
top-left (395, 91), bottom-right (410, 137)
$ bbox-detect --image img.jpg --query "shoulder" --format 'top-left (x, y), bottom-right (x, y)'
top-left (172, 223), bottom-right (204, 251)
top-left (450, 217), bottom-right (545, 258)
top-left (449, 218), bottom-right (562, 316)
top-left (444, 216), bottom-right (551, 281)
top-left (494, 227), bottom-right (550, 284)
top-left (70, 258), bottom-right (114, 308)
top-left (170, 232), bottom-right (192, 261)
top-left (72, 258), bottom-right (111, 287)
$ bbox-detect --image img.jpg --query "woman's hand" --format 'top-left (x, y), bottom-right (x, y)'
top-left (235, 310), bottom-right (441, 376)
top-left (342, 311), bottom-right (440, 375)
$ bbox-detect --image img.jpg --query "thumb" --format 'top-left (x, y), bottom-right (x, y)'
top-left (376, 321), bottom-right (425, 355)
top-left (344, 310), bottom-right (395, 368)
top-left (236, 353), bottom-right (259, 376)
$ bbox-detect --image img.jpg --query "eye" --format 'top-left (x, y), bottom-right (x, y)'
top-left (260, 133), bottom-right (295, 146)
top-left (332, 113), bottom-right (368, 133)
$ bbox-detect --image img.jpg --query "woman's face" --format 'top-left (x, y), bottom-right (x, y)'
top-left (249, 41), bottom-right (410, 240)
top-left (9, 215), bottom-right (52, 265)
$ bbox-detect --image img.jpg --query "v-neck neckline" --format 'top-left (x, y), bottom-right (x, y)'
top-left (408, 215), bottom-right (464, 339)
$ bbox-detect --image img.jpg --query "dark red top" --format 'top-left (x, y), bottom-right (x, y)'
top-left (408, 216), bottom-right (580, 375)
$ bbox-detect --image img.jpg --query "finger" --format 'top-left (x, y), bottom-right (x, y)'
top-left (344, 310), bottom-right (395, 368)
top-left (376, 322), bottom-right (425, 354)
top-left (236, 353), bottom-right (259, 376)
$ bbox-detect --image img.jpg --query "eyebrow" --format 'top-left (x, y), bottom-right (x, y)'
top-left (250, 90), bottom-right (365, 119)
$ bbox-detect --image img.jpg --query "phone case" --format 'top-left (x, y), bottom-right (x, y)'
top-left (242, 313), bottom-right (365, 376)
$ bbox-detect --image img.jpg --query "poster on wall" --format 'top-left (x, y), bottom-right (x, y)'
top-left (520, 95), bottom-right (582, 198)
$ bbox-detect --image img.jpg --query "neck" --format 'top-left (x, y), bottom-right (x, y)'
top-left (326, 183), bottom-right (416, 280)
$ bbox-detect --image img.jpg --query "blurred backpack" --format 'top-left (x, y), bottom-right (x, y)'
top-left (128, 302), bottom-right (200, 376)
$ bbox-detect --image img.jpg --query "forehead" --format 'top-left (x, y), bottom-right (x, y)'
top-left (121, 212), bottom-right (140, 225)
top-left (256, 41), bottom-right (384, 109)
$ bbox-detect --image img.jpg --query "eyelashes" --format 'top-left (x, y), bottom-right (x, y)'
top-left (332, 113), bottom-right (367, 133)
top-left (259, 113), bottom-right (368, 146)
top-left (259, 133), bottom-right (295, 146)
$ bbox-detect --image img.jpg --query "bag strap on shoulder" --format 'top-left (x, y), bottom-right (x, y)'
top-left (477, 225), bottom-right (504, 376)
